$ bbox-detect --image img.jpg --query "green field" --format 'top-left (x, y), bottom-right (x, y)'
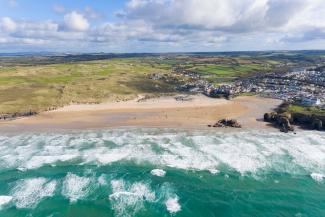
top-left (191, 64), bottom-right (270, 84)
top-left (288, 105), bottom-right (325, 116)
top-left (193, 64), bottom-right (269, 76)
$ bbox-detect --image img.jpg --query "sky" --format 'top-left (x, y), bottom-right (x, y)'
top-left (1, 0), bottom-right (325, 53)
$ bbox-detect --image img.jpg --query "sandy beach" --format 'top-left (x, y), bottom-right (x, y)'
top-left (0, 95), bottom-right (282, 132)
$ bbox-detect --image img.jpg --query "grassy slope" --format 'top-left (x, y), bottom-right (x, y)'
top-left (0, 58), bottom-right (175, 113)
top-left (288, 105), bottom-right (325, 116)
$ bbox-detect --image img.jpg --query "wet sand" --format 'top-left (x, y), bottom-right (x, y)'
top-left (0, 95), bottom-right (282, 132)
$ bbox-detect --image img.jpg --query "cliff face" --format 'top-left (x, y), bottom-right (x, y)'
top-left (292, 113), bottom-right (325, 130)
top-left (264, 104), bottom-right (325, 132)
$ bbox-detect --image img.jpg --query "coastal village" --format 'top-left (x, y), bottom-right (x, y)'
top-left (149, 63), bottom-right (325, 132)
top-left (155, 63), bottom-right (324, 108)
top-left (205, 69), bottom-right (325, 108)
top-left (168, 66), bottom-right (325, 108)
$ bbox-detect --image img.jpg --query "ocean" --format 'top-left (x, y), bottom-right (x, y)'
top-left (0, 128), bottom-right (324, 217)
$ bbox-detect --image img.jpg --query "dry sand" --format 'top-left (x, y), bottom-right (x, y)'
top-left (0, 94), bottom-right (282, 132)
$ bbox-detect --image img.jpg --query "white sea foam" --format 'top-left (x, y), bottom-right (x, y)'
top-left (310, 173), bottom-right (325, 182)
top-left (10, 178), bottom-right (56, 209)
top-left (165, 197), bottom-right (181, 214)
top-left (98, 174), bottom-right (108, 185)
top-left (208, 169), bottom-right (220, 174)
top-left (62, 173), bottom-right (91, 203)
top-left (0, 196), bottom-right (13, 210)
top-left (25, 154), bottom-right (78, 169)
top-left (151, 169), bottom-right (166, 177)
top-left (93, 148), bottom-right (131, 164)
top-left (109, 179), bottom-right (156, 217)
top-left (1, 130), bottom-right (325, 177)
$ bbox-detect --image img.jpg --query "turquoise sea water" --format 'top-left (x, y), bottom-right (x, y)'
top-left (0, 129), bottom-right (324, 217)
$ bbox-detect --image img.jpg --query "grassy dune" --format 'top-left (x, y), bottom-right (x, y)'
top-left (0, 58), bottom-right (175, 113)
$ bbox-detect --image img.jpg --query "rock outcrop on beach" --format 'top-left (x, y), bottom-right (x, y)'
top-left (0, 111), bottom-right (37, 121)
top-left (292, 113), bottom-right (325, 130)
top-left (264, 112), bottom-right (294, 133)
top-left (278, 116), bottom-right (294, 133)
top-left (210, 119), bottom-right (242, 128)
top-left (312, 118), bottom-right (323, 131)
top-left (264, 110), bottom-right (325, 132)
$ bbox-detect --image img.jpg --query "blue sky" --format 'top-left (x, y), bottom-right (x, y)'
top-left (0, 0), bottom-right (126, 21)
top-left (0, 0), bottom-right (325, 53)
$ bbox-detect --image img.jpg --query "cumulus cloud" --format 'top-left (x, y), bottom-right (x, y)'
top-left (1, 0), bottom-right (325, 52)
top-left (63, 11), bottom-right (90, 31)
top-left (121, 0), bottom-right (307, 32)
top-left (0, 17), bottom-right (17, 32)
top-left (0, 18), bottom-right (84, 46)
top-left (113, 0), bottom-right (325, 49)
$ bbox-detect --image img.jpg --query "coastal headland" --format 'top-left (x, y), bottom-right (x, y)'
top-left (0, 95), bottom-right (282, 132)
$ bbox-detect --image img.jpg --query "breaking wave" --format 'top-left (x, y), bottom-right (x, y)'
top-left (62, 173), bottom-right (92, 203)
top-left (165, 197), bottom-right (181, 214)
top-left (0, 129), bottom-right (325, 177)
top-left (0, 196), bottom-right (12, 210)
top-left (150, 169), bottom-right (166, 177)
top-left (0, 128), bottom-right (325, 216)
top-left (10, 178), bottom-right (57, 209)
top-left (109, 179), bottom-right (156, 217)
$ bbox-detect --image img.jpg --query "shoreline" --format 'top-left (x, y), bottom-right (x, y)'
top-left (0, 94), bottom-right (282, 133)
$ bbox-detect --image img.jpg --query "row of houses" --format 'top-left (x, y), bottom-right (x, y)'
top-left (205, 69), bottom-right (325, 107)
top-left (151, 65), bottom-right (325, 108)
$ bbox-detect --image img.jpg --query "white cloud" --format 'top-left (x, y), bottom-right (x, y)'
top-left (63, 11), bottom-right (90, 32)
top-left (1, 0), bottom-right (325, 52)
top-left (0, 18), bottom-right (82, 46)
top-left (0, 17), bottom-right (17, 32)
top-left (122, 0), bottom-right (308, 32)
top-left (113, 0), bottom-right (325, 49)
